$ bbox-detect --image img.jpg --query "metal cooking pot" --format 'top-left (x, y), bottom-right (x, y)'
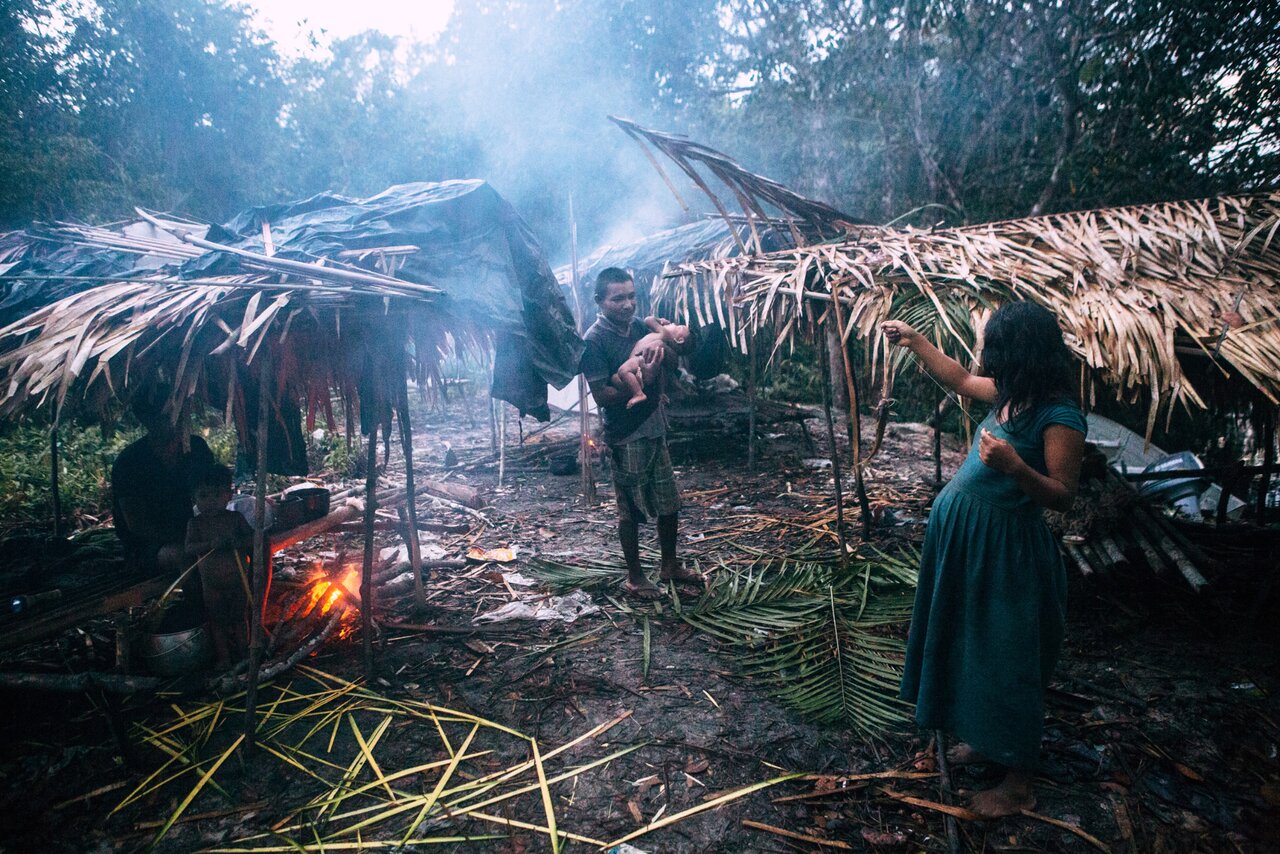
top-left (141, 625), bottom-right (211, 676)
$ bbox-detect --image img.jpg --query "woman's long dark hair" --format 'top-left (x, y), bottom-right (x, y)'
top-left (981, 301), bottom-right (1075, 426)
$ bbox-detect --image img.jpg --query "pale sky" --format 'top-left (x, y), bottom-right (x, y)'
top-left (249, 0), bottom-right (455, 54)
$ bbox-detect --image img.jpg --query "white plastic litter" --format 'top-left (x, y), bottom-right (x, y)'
top-left (501, 571), bottom-right (539, 587)
top-left (472, 591), bottom-right (600, 624)
top-left (420, 543), bottom-right (448, 561)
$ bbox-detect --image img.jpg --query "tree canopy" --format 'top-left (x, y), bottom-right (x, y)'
top-left (1, 0), bottom-right (1276, 253)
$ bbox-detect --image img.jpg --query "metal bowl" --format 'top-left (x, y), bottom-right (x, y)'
top-left (141, 625), bottom-right (212, 676)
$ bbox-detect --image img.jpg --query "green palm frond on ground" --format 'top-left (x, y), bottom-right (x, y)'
top-left (686, 552), bottom-right (917, 734)
top-left (529, 549), bottom-right (919, 733)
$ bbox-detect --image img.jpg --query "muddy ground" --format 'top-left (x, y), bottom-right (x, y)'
top-left (0, 390), bottom-right (1277, 853)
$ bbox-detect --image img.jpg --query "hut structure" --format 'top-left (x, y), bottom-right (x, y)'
top-left (0, 179), bottom-right (582, 730)
top-left (612, 120), bottom-right (1280, 561)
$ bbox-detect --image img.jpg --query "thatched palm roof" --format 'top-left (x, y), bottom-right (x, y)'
top-left (671, 192), bottom-right (1280, 427)
top-left (0, 181), bottom-right (581, 436)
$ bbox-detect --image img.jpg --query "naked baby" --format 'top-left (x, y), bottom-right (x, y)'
top-left (612, 316), bottom-right (690, 408)
top-left (185, 464), bottom-right (254, 670)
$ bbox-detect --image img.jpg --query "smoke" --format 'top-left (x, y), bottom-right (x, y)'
top-left (423, 1), bottom-right (691, 262)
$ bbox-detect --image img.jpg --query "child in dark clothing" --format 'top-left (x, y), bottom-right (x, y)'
top-left (185, 465), bottom-right (254, 669)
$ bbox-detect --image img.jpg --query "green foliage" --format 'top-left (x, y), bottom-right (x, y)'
top-left (528, 548), bottom-right (921, 733)
top-left (2, 0), bottom-right (1277, 262)
top-left (683, 553), bottom-right (919, 733)
top-left (307, 430), bottom-right (361, 478)
top-left (0, 421), bottom-right (140, 522)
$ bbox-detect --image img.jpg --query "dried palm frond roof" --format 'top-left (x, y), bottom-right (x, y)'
top-left (609, 117), bottom-right (862, 250)
top-left (0, 180), bottom-right (582, 426)
top-left (554, 218), bottom-right (798, 325)
top-left (671, 192), bottom-right (1280, 427)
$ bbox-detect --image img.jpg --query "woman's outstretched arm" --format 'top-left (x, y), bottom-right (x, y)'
top-left (881, 320), bottom-right (997, 404)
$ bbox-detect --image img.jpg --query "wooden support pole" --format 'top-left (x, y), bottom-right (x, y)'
top-left (818, 333), bottom-right (849, 569)
top-left (50, 426), bottom-right (63, 539)
top-left (244, 352), bottom-right (272, 750)
top-left (397, 380), bottom-right (424, 611)
top-left (829, 297), bottom-right (873, 540)
top-left (747, 327), bottom-right (758, 471)
top-left (935, 731), bottom-right (962, 854)
top-left (497, 404), bottom-right (507, 489)
top-left (1257, 405), bottom-right (1276, 522)
top-left (566, 195), bottom-right (597, 506)
top-left (932, 395), bottom-right (947, 488)
top-left (362, 424), bottom-right (378, 679)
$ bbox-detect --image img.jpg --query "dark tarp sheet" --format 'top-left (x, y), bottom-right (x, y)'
top-left (1, 181), bottom-right (583, 421)
top-left (0, 231), bottom-right (144, 328)
top-left (198, 180), bottom-right (581, 421)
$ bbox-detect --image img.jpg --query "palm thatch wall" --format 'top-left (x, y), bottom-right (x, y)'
top-left (669, 192), bottom-right (1280, 431)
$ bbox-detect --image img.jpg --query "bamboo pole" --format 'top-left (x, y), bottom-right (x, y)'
top-left (244, 352), bottom-right (272, 750)
top-left (362, 424), bottom-right (378, 678)
top-left (397, 378), bottom-right (424, 610)
top-left (818, 335), bottom-right (849, 568)
top-left (49, 426), bottom-right (63, 539)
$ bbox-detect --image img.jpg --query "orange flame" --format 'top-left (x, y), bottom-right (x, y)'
top-left (304, 565), bottom-right (363, 618)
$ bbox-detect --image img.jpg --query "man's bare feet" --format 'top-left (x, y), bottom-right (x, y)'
top-left (659, 561), bottom-right (702, 583)
top-left (622, 578), bottom-right (662, 600)
top-left (967, 771), bottom-right (1036, 818)
top-left (946, 742), bottom-right (986, 766)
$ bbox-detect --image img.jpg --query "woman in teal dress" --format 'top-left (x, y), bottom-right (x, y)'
top-left (883, 302), bottom-right (1086, 818)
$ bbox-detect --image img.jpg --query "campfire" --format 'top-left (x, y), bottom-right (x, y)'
top-left (276, 564), bottom-right (363, 648)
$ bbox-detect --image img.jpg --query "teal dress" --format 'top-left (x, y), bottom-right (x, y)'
top-left (900, 400), bottom-right (1087, 769)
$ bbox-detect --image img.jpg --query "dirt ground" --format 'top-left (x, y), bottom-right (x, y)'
top-left (0, 390), bottom-right (1277, 853)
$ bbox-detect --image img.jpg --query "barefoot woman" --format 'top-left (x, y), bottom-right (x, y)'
top-left (883, 302), bottom-right (1085, 818)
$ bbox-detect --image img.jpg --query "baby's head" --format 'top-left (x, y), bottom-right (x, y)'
top-left (659, 322), bottom-right (689, 346)
top-left (191, 464), bottom-right (234, 516)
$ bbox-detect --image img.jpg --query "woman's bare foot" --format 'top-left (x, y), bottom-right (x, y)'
top-left (946, 742), bottom-right (986, 766)
top-left (967, 770), bottom-right (1036, 818)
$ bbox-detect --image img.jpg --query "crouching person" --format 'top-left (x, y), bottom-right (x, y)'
top-left (185, 464), bottom-right (254, 670)
top-left (580, 267), bottom-right (701, 599)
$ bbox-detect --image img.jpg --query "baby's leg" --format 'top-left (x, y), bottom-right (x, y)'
top-left (613, 359), bottom-right (647, 408)
top-left (201, 560), bottom-right (244, 669)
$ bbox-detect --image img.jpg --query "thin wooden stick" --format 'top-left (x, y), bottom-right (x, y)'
top-left (397, 378), bottom-right (424, 610)
top-left (49, 425), bottom-right (63, 538)
top-left (362, 424), bottom-right (378, 679)
top-left (818, 334), bottom-right (849, 568)
top-left (244, 351), bottom-right (272, 750)
top-left (497, 404), bottom-right (507, 489)
top-left (568, 194), bottom-right (596, 506)
top-left (829, 292), bottom-right (873, 539)
top-left (935, 731), bottom-right (962, 854)
top-left (741, 819), bottom-right (852, 849)
top-left (747, 325), bottom-right (758, 471)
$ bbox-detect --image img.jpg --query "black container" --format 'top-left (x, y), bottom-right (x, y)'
top-left (288, 487), bottom-right (331, 522)
top-left (272, 496), bottom-right (307, 531)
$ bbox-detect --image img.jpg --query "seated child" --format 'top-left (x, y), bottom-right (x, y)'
top-left (185, 464), bottom-right (254, 669)
top-left (612, 316), bottom-right (690, 408)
